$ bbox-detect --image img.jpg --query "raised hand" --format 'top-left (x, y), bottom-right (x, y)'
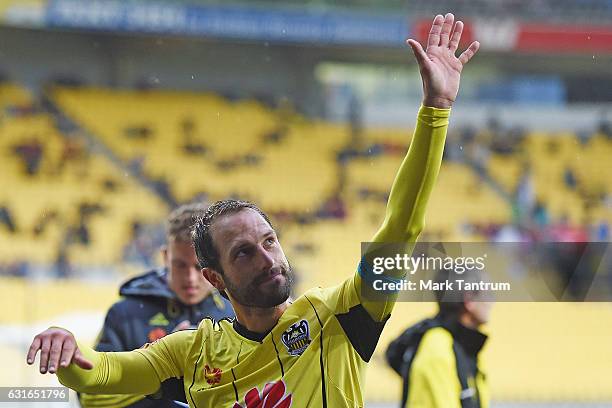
top-left (26, 327), bottom-right (93, 374)
top-left (407, 13), bottom-right (480, 109)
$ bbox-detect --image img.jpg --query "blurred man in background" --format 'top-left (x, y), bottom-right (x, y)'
top-left (386, 268), bottom-right (492, 408)
top-left (79, 203), bottom-right (234, 408)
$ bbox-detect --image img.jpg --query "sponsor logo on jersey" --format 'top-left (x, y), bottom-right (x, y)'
top-left (281, 319), bottom-right (311, 356)
top-left (232, 379), bottom-right (292, 408)
top-left (204, 364), bottom-right (222, 385)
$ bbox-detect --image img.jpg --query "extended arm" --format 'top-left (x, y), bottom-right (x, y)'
top-left (361, 13), bottom-right (480, 321)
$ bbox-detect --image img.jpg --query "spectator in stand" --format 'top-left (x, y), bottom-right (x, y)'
top-left (124, 124), bottom-right (153, 140)
top-left (180, 116), bottom-right (208, 156)
top-left (545, 215), bottom-right (590, 299)
top-left (563, 167), bottom-right (578, 190)
top-left (317, 193), bottom-right (347, 220)
top-left (13, 138), bottom-right (44, 175)
top-left (33, 209), bottom-right (60, 237)
top-left (57, 137), bottom-right (87, 173)
top-left (532, 201), bottom-right (550, 228)
top-left (54, 245), bottom-right (71, 279)
top-left (593, 220), bottom-right (610, 241)
top-left (515, 163), bottom-right (535, 222)
top-left (0, 204), bottom-right (17, 233)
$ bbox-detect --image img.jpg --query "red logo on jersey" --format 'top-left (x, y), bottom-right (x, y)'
top-left (232, 379), bottom-right (292, 408)
top-left (204, 365), bottom-right (222, 385)
top-left (147, 328), bottom-right (167, 342)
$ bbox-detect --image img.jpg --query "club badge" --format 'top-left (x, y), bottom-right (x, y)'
top-left (281, 319), bottom-right (311, 356)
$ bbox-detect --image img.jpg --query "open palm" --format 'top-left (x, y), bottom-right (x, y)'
top-left (407, 13), bottom-right (480, 109)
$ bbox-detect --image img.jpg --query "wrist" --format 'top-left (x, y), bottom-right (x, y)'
top-left (422, 96), bottom-right (454, 109)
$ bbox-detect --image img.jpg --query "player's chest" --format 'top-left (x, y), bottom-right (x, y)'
top-left (186, 316), bottom-right (329, 402)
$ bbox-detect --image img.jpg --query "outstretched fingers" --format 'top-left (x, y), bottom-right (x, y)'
top-left (459, 41), bottom-right (480, 65)
top-left (58, 340), bottom-right (76, 369)
top-left (427, 15), bottom-right (444, 49)
top-left (448, 20), bottom-right (464, 53)
top-left (47, 337), bottom-right (64, 374)
top-left (39, 337), bottom-right (51, 374)
top-left (26, 336), bottom-right (42, 365)
top-left (438, 13), bottom-right (455, 48)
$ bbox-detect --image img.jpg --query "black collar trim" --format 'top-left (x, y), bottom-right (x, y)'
top-left (233, 320), bottom-right (269, 343)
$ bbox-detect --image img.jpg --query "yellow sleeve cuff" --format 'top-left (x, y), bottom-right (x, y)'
top-left (418, 105), bottom-right (451, 128)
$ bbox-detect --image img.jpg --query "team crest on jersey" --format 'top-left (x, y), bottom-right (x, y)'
top-left (281, 319), bottom-right (311, 356)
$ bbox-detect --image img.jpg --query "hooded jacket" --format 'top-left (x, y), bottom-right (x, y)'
top-left (79, 268), bottom-right (234, 408)
top-left (405, 317), bottom-right (489, 408)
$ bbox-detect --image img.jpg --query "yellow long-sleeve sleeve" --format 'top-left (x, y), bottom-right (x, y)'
top-left (360, 105), bottom-right (450, 321)
top-left (57, 329), bottom-right (193, 395)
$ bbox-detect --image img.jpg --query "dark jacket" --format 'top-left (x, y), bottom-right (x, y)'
top-left (387, 316), bottom-right (489, 408)
top-left (79, 268), bottom-right (234, 408)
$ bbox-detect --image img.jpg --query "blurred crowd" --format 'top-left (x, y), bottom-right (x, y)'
top-left (1, 93), bottom-right (610, 299)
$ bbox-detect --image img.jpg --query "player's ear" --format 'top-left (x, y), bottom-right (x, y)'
top-left (202, 267), bottom-right (225, 292)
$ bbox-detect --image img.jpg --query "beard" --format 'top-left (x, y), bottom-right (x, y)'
top-left (224, 259), bottom-right (294, 308)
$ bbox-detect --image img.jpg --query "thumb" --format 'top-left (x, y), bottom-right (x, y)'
top-left (73, 349), bottom-right (93, 370)
top-left (406, 39), bottom-right (430, 68)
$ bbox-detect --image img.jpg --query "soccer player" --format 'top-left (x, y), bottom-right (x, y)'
top-left (79, 203), bottom-right (234, 408)
top-left (26, 13), bottom-right (480, 408)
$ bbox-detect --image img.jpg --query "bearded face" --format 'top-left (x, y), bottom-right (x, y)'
top-left (205, 208), bottom-right (293, 308)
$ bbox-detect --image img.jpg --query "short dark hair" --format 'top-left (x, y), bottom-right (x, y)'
top-left (192, 199), bottom-right (273, 272)
top-left (166, 203), bottom-right (208, 243)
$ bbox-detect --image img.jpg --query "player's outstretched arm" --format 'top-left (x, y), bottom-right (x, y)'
top-left (26, 327), bottom-right (161, 395)
top-left (360, 14), bottom-right (479, 321)
top-left (372, 13), bottom-right (479, 244)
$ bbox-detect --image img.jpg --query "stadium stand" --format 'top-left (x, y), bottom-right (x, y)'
top-left (486, 130), bottom-right (612, 228)
top-left (51, 86), bottom-right (514, 242)
top-left (51, 87), bottom-right (345, 212)
top-left (0, 83), bottom-right (168, 269)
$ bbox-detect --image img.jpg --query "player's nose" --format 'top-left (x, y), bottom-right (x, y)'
top-left (256, 245), bottom-right (275, 270)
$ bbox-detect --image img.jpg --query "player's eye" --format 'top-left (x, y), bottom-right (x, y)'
top-left (235, 247), bottom-right (252, 258)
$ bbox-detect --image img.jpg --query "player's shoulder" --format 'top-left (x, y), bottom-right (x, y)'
top-left (298, 277), bottom-right (357, 311)
top-left (413, 326), bottom-right (455, 364)
top-left (295, 286), bottom-right (330, 308)
top-left (285, 285), bottom-right (345, 318)
top-left (154, 317), bottom-right (225, 350)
